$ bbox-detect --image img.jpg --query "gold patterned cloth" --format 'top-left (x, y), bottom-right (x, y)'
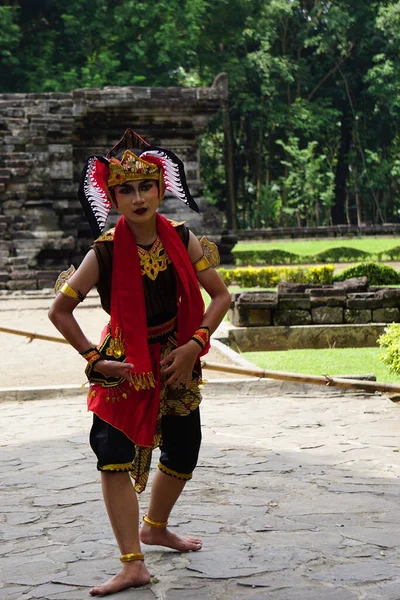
top-left (130, 334), bottom-right (202, 493)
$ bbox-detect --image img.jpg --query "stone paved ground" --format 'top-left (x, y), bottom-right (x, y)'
top-left (2, 384), bottom-right (400, 600)
top-left (2, 292), bottom-right (400, 599)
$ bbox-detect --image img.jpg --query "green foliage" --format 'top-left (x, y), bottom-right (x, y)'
top-left (0, 6), bottom-right (21, 92)
top-left (277, 137), bottom-right (335, 226)
top-left (378, 324), bottom-right (400, 375)
top-left (234, 249), bottom-right (299, 266)
top-left (377, 245), bottom-right (400, 261)
top-left (313, 247), bottom-right (370, 263)
top-left (234, 246), bottom-right (375, 265)
top-left (217, 265), bottom-right (334, 287)
top-left (333, 262), bottom-right (400, 286)
top-left (4, 1), bottom-right (400, 229)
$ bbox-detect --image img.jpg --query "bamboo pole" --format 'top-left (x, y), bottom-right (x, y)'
top-left (0, 327), bottom-right (69, 345)
top-left (201, 360), bottom-right (400, 395)
top-left (2, 326), bottom-right (399, 395)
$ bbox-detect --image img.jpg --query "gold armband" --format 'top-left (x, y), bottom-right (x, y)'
top-left (193, 255), bottom-right (211, 272)
top-left (199, 236), bottom-right (220, 267)
top-left (59, 282), bottom-right (84, 302)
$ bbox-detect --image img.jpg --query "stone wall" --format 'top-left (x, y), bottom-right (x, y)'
top-left (0, 74), bottom-right (228, 290)
top-left (229, 277), bottom-right (400, 327)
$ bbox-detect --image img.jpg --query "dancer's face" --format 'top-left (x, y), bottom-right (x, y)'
top-left (112, 179), bottom-right (159, 223)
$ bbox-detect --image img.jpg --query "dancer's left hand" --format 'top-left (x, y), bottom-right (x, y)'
top-left (161, 342), bottom-right (199, 388)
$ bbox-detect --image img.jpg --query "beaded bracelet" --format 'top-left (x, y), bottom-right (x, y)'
top-left (80, 347), bottom-right (103, 368)
top-left (190, 326), bottom-right (210, 350)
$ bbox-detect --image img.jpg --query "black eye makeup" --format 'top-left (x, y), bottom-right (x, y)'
top-left (139, 181), bottom-right (155, 191)
top-left (118, 184), bottom-right (133, 194)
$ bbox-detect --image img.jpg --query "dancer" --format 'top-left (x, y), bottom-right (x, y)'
top-left (48, 130), bottom-right (231, 595)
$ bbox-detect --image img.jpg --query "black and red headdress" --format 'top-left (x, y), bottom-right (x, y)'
top-left (78, 129), bottom-right (199, 238)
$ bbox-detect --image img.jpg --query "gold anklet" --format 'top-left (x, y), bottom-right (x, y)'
top-left (143, 514), bottom-right (168, 528)
top-left (120, 552), bottom-right (144, 563)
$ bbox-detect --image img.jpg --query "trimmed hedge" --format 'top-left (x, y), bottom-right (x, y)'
top-left (333, 262), bottom-right (400, 286)
top-left (217, 265), bottom-right (335, 287)
top-left (218, 261), bottom-right (400, 288)
top-left (233, 245), bottom-right (392, 265)
top-left (378, 324), bottom-right (400, 375)
top-left (377, 245), bottom-right (400, 261)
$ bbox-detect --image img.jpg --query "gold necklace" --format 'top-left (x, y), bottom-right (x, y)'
top-left (138, 238), bottom-right (171, 281)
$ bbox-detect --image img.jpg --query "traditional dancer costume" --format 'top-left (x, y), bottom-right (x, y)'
top-left (57, 130), bottom-right (217, 493)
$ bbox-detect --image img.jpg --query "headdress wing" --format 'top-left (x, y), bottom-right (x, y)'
top-left (140, 147), bottom-right (200, 213)
top-left (78, 155), bottom-right (112, 238)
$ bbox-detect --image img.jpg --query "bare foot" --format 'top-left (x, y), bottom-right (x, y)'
top-left (89, 561), bottom-right (150, 596)
top-left (140, 523), bottom-right (202, 552)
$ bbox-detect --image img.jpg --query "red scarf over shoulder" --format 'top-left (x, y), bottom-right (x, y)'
top-left (87, 213), bottom-right (209, 446)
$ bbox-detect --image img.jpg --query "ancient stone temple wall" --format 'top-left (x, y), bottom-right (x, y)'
top-left (0, 74), bottom-right (228, 290)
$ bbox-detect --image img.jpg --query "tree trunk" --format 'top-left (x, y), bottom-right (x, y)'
top-left (222, 96), bottom-right (237, 230)
top-left (332, 111), bottom-right (353, 224)
top-left (353, 164), bottom-right (363, 226)
top-left (255, 127), bottom-right (263, 227)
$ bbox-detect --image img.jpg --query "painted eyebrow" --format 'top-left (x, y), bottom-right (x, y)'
top-left (119, 180), bottom-right (153, 188)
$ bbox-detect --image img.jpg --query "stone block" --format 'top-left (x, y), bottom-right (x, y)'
top-left (277, 282), bottom-right (320, 294)
top-left (273, 309), bottom-right (311, 326)
top-left (375, 288), bottom-right (400, 308)
top-left (7, 256), bottom-right (29, 266)
top-left (344, 309), bottom-right (372, 324)
top-left (230, 324), bottom-right (387, 352)
top-left (238, 291), bottom-right (277, 308)
top-left (49, 160), bottom-right (73, 179)
top-left (231, 306), bottom-right (272, 327)
top-left (333, 276), bottom-right (368, 292)
top-left (310, 294), bottom-right (346, 307)
top-left (346, 293), bottom-right (381, 309)
top-left (307, 288), bottom-right (336, 297)
top-left (373, 308), bottom-right (400, 323)
top-left (278, 293), bottom-right (311, 310)
top-left (311, 306), bottom-right (343, 324)
top-left (7, 279), bottom-right (37, 290)
top-left (10, 269), bottom-right (35, 280)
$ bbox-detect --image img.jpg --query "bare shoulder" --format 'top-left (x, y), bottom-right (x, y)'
top-left (187, 230), bottom-right (203, 263)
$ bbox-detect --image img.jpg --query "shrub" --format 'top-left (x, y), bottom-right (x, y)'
top-left (378, 324), bottom-right (400, 375)
top-left (233, 246), bottom-right (373, 265)
top-left (312, 247), bottom-right (370, 263)
top-left (333, 262), bottom-right (400, 286)
top-left (233, 249), bottom-right (299, 266)
top-left (217, 265), bottom-right (335, 287)
top-left (377, 245), bottom-right (400, 261)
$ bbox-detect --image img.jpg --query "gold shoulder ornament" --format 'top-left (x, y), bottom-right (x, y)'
top-left (54, 264), bottom-right (84, 302)
top-left (95, 227), bottom-right (115, 243)
top-left (200, 236), bottom-right (220, 267)
top-left (193, 237), bottom-right (220, 272)
top-left (54, 265), bottom-right (76, 293)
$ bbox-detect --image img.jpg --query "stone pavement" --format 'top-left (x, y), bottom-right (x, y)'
top-left (2, 383), bottom-right (400, 600)
top-left (2, 292), bottom-right (400, 599)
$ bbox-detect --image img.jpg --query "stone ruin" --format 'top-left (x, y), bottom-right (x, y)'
top-left (230, 277), bottom-right (400, 327)
top-left (0, 74), bottom-right (234, 290)
top-left (227, 277), bottom-right (400, 352)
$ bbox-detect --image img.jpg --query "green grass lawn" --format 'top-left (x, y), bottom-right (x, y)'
top-left (243, 347), bottom-right (399, 383)
top-left (235, 237), bottom-right (400, 255)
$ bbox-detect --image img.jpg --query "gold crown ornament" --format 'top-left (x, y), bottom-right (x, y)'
top-left (108, 150), bottom-right (161, 188)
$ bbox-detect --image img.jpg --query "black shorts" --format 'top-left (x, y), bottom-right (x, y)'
top-left (90, 408), bottom-right (202, 478)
